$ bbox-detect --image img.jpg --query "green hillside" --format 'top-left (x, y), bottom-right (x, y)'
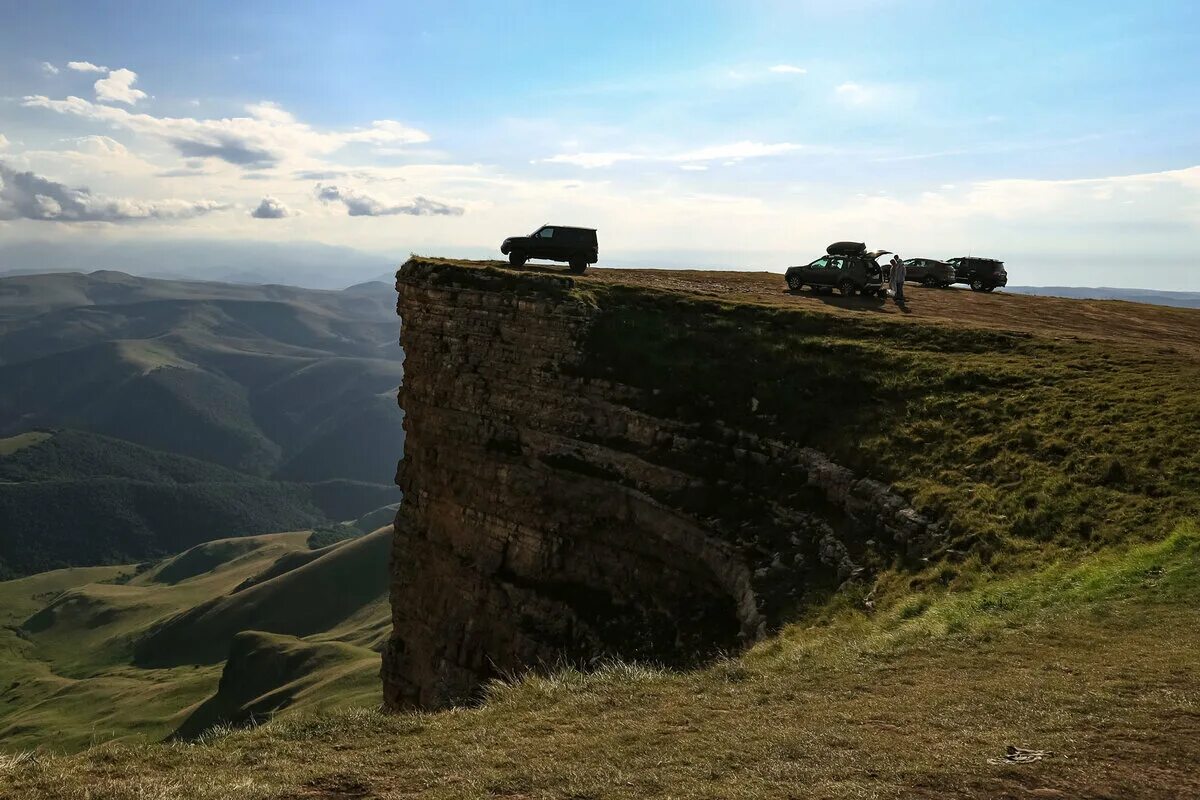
top-left (0, 270), bottom-right (403, 575)
top-left (0, 272), bottom-right (404, 482)
top-left (0, 527), bottom-right (391, 753)
top-left (0, 429), bottom-right (397, 576)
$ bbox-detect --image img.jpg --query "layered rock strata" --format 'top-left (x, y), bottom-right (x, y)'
top-left (384, 260), bottom-right (942, 710)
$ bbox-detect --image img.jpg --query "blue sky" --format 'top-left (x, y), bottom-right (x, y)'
top-left (1, 0), bottom-right (1198, 287)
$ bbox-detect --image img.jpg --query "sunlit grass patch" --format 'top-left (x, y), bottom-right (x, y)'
top-left (756, 520), bottom-right (1200, 670)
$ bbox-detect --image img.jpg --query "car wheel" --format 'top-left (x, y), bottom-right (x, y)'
top-left (786, 275), bottom-right (802, 290)
top-left (509, 252), bottom-right (526, 268)
top-left (970, 278), bottom-right (985, 292)
top-left (568, 259), bottom-right (587, 274)
top-left (922, 276), bottom-right (938, 288)
top-left (838, 280), bottom-right (857, 297)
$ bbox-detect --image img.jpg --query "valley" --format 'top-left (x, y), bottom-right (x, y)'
top-left (0, 526), bottom-right (390, 753)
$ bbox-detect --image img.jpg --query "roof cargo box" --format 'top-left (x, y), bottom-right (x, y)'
top-left (827, 241), bottom-right (866, 256)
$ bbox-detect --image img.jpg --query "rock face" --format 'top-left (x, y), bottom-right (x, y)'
top-left (384, 259), bottom-right (943, 710)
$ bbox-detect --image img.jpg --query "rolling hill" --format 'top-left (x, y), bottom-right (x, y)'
top-left (0, 429), bottom-right (341, 576)
top-left (0, 270), bottom-right (403, 480)
top-left (0, 270), bottom-right (403, 575)
top-left (0, 526), bottom-right (391, 753)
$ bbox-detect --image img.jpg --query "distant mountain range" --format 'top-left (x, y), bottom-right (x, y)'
top-left (0, 239), bottom-right (397, 290)
top-left (0, 270), bottom-right (403, 576)
top-left (1007, 286), bottom-right (1200, 309)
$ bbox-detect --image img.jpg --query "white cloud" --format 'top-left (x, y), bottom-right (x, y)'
top-left (94, 68), bottom-right (147, 105)
top-left (67, 61), bottom-right (108, 73)
top-left (250, 196), bottom-right (291, 219)
top-left (316, 183), bottom-right (464, 217)
top-left (21, 95), bottom-right (431, 168)
top-left (70, 135), bottom-right (129, 157)
top-left (0, 134), bottom-right (8, 150)
top-left (41, 62), bottom-right (60, 76)
top-left (835, 82), bottom-right (872, 106)
top-left (0, 161), bottom-right (227, 222)
top-left (670, 141), bottom-right (802, 162)
top-left (768, 64), bottom-right (806, 74)
top-left (542, 140), bottom-right (803, 168)
top-left (542, 151), bottom-right (638, 168)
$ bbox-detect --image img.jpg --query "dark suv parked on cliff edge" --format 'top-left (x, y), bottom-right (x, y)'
top-left (501, 225), bottom-right (598, 273)
top-left (948, 257), bottom-right (1007, 292)
top-left (899, 257), bottom-right (956, 288)
top-left (785, 242), bottom-right (890, 297)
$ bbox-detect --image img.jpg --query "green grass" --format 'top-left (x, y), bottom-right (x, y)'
top-left (575, 284), bottom-right (1200, 585)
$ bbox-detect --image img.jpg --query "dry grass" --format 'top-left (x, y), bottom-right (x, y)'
top-left (580, 266), bottom-right (1200, 355)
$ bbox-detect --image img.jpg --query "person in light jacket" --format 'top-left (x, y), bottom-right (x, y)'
top-left (890, 255), bottom-right (907, 304)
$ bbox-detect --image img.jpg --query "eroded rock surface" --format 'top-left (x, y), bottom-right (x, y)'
top-left (383, 260), bottom-right (943, 710)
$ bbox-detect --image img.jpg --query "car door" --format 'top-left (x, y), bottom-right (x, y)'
top-left (805, 256), bottom-right (830, 285)
top-left (826, 256), bottom-right (847, 286)
top-left (531, 226), bottom-right (555, 258)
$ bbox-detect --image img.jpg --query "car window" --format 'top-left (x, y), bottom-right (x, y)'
top-left (829, 256), bottom-right (845, 270)
top-left (809, 257), bottom-right (829, 269)
top-left (538, 227), bottom-right (555, 238)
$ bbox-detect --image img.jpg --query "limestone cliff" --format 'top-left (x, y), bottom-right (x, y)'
top-left (384, 259), bottom-right (943, 710)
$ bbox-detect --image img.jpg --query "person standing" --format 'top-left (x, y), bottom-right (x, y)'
top-left (890, 255), bottom-right (907, 304)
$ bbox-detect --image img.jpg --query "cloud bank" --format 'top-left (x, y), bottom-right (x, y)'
top-left (0, 161), bottom-right (227, 222)
top-left (21, 96), bottom-right (430, 168)
top-left (315, 184), bottom-right (463, 217)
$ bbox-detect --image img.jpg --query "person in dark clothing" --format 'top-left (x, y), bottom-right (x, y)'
top-left (890, 254), bottom-right (907, 304)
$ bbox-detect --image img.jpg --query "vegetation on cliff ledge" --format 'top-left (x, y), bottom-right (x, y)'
top-left (573, 274), bottom-right (1200, 590)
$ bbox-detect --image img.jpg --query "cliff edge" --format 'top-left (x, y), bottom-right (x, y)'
top-left (383, 259), bottom-right (948, 709)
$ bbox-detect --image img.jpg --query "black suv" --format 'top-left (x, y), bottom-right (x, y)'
top-left (947, 257), bottom-right (1007, 292)
top-left (501, 225), bottom-right (598, 273)
top-left (899, 258), bottom-right (956, 288)
top-left (785, 244), bottom-right (889, 296)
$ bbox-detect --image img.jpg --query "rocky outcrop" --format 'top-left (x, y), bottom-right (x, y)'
top-left (384, 259), bottom-right (943, 710)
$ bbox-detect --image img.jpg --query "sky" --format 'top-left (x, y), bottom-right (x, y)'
top-left (0, 0), bottom-right (1198, 288)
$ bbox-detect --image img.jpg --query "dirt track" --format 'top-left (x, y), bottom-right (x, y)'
top-left (578, 267), bottom-right (1200, 354)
